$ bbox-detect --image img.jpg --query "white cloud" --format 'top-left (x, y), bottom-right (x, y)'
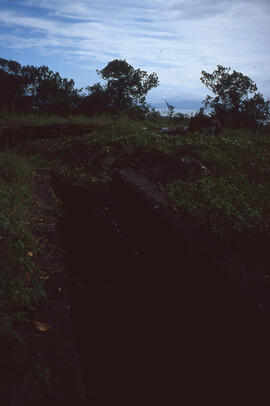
top-left (0, 0), bottom-right (269, 103)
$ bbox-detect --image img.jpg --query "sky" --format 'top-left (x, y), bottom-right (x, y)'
top-left (0, 0), bottom-right (270, 111)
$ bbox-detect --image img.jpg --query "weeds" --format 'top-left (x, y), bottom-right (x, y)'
top-left (0, 152), bottom-right (45, 394)
top-left (16, 114), bottom-right (270, 248)
top-left (1, 112), bottom-right (270, 398)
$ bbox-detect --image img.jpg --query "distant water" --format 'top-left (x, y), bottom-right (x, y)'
top-left (156, 108), bottom-right (200, 117)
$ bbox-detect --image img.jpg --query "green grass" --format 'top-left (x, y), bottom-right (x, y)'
top-left (0, 152), bottom-right (45, 393)
top-left (1, 112), bottom-right (270, 396)
top-left (0, 111), bottom-right (169, 128)
top-left (0, 111), bottom-right (94, 127)
top-left (16, 116), bottom-right (270, 250)
top-left (16, 114), bottom-right (162, 180)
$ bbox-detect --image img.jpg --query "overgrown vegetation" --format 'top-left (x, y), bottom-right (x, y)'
top-left (1, 112), bottom-right (270, 401)
top-left (15, 115), bottom-right (270, 247)
top-left (0, 152), bottom-right (46, 395)
top-left (1, 56), bottom-right (270, 401)
top-left (163, 129), bottom-right (270, 244)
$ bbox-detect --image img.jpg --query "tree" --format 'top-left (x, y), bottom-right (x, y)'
top-left (200, 65), bottom-right (270, 127)
top-left (29, 65), bottom-right (79, 115)
top-left (96, 59), bottom-right (159, 113)
top-left (0, 58), bottom-right (81, 115)
top-left (79, 83), bottom-right (109, 115)
top-left (165, 100), bottom-right (175, 119)
top-left (0, 58), bottom-right (27, 112)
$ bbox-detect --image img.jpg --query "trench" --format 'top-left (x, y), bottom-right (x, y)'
top-left (52, 169), bottom-right (269, 404)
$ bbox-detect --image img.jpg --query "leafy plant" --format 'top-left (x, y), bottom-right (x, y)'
top-left (0, 152), bottom-right (45, 392)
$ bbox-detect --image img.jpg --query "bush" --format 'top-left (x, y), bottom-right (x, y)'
top-left (188, 108), bottom-right (213, 132)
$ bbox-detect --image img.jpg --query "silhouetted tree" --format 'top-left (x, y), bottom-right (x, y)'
top-left (0, 58), bottom-right (81, 115)
top-left (201, 65), bottom-right (270, 128)
top-left (0, 57), bottom-right (159, 117)
top-left (0, 58), bottom-right (27, 112)
top-left (29, 65), bottom-right (79, 115)
top-left (96, 59), bottom-right (159, 113)
top-left (165, 100), bottom-right (175, 119)
top-left (78, 83), bottom-right (109, 115)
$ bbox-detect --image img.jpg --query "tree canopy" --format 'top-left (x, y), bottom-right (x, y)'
top-left (0, 57), bottom-right (159, 118)
top-left (201, 65), bottom-right (270, 127)
top-left (0, 58), bottom-right (80, 115)
top-left (96, 59), bottom-right (159, 113)
top-left (1, 56), bottom-right (269, 127)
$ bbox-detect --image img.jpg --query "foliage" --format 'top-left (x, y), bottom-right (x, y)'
top-left (188, 107), bottom-right (212, 132)
top-left (16, 113), bottom-right (162, 180)
top-left (0, 57), bottom-right (27, 113)
top-left (161, 129), bottom-right (270, 250)
top-left (2, 112), bottom-right (270, 398)
top-left (0, 57), bottom-right (80, 115)
top-left (0, 152), bottom-right (45, 391)
top-left (0, 56), bottom-right (161, 118)
top-left (16, 114), bottom-right (270, 254)
top-left (79, 83), bottom-right (109, 115)
top-left (201, 65), bottom-right (270, 127)
top-left (96, 59), bottom-right (159, 113)
top-left (164, 176), bottom-right (269, 242)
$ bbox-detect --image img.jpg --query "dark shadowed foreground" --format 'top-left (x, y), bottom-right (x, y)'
top-left (53, 169), bottom-right (270, 405)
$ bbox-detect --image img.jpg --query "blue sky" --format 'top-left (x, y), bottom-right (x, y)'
top-left (0, 0), bottom-right (270, 110)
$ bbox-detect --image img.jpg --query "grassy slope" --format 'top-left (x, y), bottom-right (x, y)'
top-left (16, 115), bottom-right (270, 244)
top-left (1, 113), bottom-right (270, 398)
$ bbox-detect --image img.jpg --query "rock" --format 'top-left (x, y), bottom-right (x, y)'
top-left (131, 149), bottom-right (210, 182)
top-left (112, 168), bottom-right (170, 208)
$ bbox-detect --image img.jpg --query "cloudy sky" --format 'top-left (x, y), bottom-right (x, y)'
top-left (0, 0), bottom-right (269, 111)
